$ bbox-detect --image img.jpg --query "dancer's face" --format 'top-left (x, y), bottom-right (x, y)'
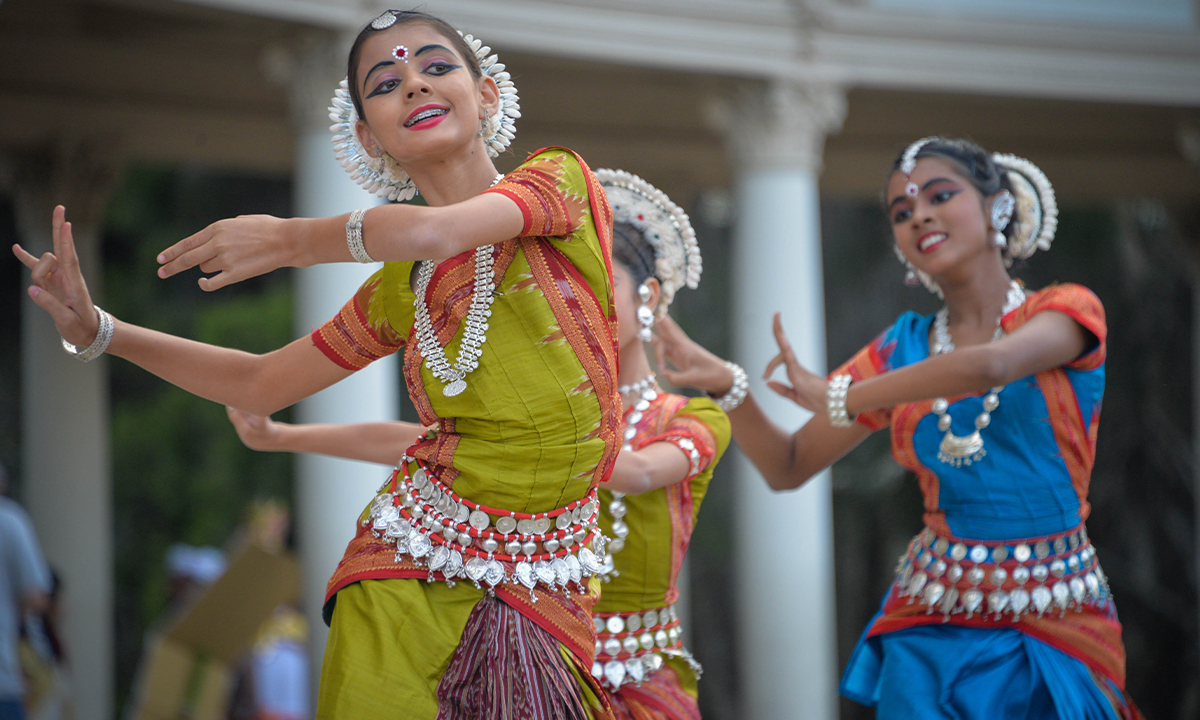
top-left (353, 23), bottom-right (500, 166)
top-left (612, 262), bottom-right (660, 352)
top-left (886, 157), bottom-right (996, 279)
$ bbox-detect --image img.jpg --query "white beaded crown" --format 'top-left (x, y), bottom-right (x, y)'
top-left (595, 168), bottom-right (702, 318)
top-left (328, 15), bottom-right (520, 201)
top-left (895, 137), bottom-right (1059, 294)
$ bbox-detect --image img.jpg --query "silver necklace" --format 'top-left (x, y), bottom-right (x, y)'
top-left (930, 280), bottom-right (1025, 466)
top-left (601, 377), bottom-right (659, 577)
top-left (618, 373), bottom-right (656, 398)
top-left (413, 173), bottom-right (504, 397)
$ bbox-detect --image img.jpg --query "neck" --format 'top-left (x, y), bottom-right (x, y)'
top-left (618, 340), bottom-right (656, 412)
top-left (938, 254), bottom-right (1014, 328)
top-left (403, 141), bottom-right (499, 207)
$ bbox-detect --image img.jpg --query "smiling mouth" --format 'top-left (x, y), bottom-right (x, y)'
top-left (919, 233), bottom-right (947, 253)
top-left (405, 108), bottom-right (448, 127)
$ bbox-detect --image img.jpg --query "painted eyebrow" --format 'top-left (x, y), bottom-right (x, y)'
top-left (363, 60), bottom-right (396, 90)
top-left (414, 44), bottom-right (457, 58)
top-left (888, 176), bottom-right (961, 210)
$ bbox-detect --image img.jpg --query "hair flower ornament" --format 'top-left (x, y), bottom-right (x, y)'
top-left (328, 28), bottom-right (520, 201)
top-left (595, 168), bottom-right (702, 318)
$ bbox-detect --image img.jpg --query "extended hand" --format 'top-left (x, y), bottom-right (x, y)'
top-left (226, 406), bottom-right (283, 451)
top-left (157, 214), bottom-right (294, 291)
top-left (653, 315), bottom-right (734, 396)
top-left (13, 206), bottom-right (101, 348)
top-left (763, 312), bottom-right (827, 414)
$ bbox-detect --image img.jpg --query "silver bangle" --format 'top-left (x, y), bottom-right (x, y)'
top-left (62, 306), bottom-right (114, 362)
top-left (827, 374), bottom-right (855, 427)
top-left (713, 361), bottom-right (749, 412)
top-left (346, 207), bottom-right (376, 263)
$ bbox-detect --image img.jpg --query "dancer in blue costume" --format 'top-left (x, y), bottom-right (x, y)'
top-left (654, 137), bottom-right (1141, 719)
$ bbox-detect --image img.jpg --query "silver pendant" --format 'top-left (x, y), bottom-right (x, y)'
top-left (443, 378), bottom-right (467, 397)
top-left (938, 429), bottom-right (985, 466)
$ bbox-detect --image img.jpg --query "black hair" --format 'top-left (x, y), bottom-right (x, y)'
top-left (346, 10), bottom-right (483, 123)
top-left (611, 222), bottom-right (657, 286)
top-left (887, 137), bottom-right (1019, 242)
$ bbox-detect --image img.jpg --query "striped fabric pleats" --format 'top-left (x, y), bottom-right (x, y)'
top-left (436, 594), bottom-right (595, 720)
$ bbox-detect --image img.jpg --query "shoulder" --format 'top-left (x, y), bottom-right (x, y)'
top-left (669, 395), bottom-right (731, 449)
top-left (0, 498), bottom-right (36, 543)
top-left (1009, 283), bottom-right (1105, 339)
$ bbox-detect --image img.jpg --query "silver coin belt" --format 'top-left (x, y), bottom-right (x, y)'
top-left (895, 525), bottom-right (1111, 621)
top-left (364, 458), bottom-right (610, 602)
top-left (590, 605), bottom-right (700, 690)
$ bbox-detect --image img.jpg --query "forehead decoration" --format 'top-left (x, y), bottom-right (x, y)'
top-left (595, 168), bottom-right (702, 319)
top-left (327, 24), bottom-right (520, 201)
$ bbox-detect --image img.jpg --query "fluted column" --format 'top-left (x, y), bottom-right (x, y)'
top-left (717, 81), bottom-right (845, 720)
top-left (10, 141), bottom-right (120, 720)
top-left (276, 32), bottom-right (399, 684)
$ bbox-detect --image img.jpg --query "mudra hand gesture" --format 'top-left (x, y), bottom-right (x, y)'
top-left (12, 206), bottom-right (102, 348)
top-left (156, 213), bottom-right (293, 291)
top-left (652, 316), bottom-right (737, 397)
top-left (762, 312), bottom-right (828, 414)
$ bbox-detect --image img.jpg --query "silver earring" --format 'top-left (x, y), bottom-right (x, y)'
top-left (637, 283), bottom-right (654, 343)
top-left (990, 190), bottom-right (1014, 248)
top-left (478, 110), bottom-right (490, 138)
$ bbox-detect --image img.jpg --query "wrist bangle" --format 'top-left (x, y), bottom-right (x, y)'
top-left (62, 306), bottom-right (114, 362)
top-left (827, 374), bottom-right (855, 427)
top-left (346, 207), bottom-right (376, 263)
top-left (712, 361), bottom-right (748, 412)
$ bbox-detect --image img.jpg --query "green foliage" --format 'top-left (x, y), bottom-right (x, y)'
top-left (102, 164), bottom-right (294, 714)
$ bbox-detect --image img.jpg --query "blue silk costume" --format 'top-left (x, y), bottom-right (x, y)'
top-left (832, 284), bottom-right (1140, 720)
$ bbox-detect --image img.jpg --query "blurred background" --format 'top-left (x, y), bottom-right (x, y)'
top-left (1, 0), bottom-right (1199, 718)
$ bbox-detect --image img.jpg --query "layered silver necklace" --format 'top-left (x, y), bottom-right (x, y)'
top-left (929, 280), bottom-right (1025, 466)
top-left (412, 173), bottom-right (505, 397)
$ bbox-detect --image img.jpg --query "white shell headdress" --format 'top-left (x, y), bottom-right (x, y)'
top-left (595, 168), bottom-right (702, 318)
top-left (328, 16), bottom-right (520, 201)
top-left (893, 138), bottom-right (1058, 295)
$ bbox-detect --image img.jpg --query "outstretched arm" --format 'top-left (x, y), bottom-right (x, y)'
top-left (226, 408), bottom-right (426, 466)
top-left (760, 310), bottom-right (1088, 419)
top-left (155, 192), bottom-right (526, 291)
top-left (15, 206), bottom-right (354, 415)
top-left (653, 316), bottom-right (871, 490)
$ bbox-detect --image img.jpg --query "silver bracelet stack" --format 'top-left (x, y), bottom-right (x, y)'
top-left (346, 207), bottom-right (376, 263)
top-left (713, 362), bottom-right (749, 412)
top-left (62, 306), bottom-right (114, 362)
top-left (827, 374), bottom-right (855, 427)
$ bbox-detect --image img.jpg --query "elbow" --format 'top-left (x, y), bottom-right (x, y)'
top-left (409, 212), bottom-right (450, 259)
top-left (977, 348), bottom-right (1014, 389)
top-left (765, 468), bottom-right (815, 492)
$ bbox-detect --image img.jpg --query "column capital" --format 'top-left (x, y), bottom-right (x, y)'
top-left (263, 30), bottom-right (358, 133)
top-left (710, 80), bottom-right (846, 174)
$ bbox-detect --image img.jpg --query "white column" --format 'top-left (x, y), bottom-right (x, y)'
top-left (281, 35), bottom-right (398, 680)
top-left (12, 144), bottom-right (119, 720)
top-left (719, 82), bottom-right (846, 720)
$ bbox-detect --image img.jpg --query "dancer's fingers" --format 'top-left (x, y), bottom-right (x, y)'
top-left (158, 225), bottom-right (215, 278)
top-left (27, 285), bottom-right (79, 335)
top-left (197, 270), bottom-right (236, 292)
top-left (12, 243), bottom-right (40, 270)
top-left (28, 252), bottom-right (59, 287)
top-left (766, 379), bottom-right (797, 402)
top-left (764, 352), bottom-right (785, 379)
top-left (51, 206), bottom-right (65, 257)
top-left (58, 219), bottom-right (81, 271)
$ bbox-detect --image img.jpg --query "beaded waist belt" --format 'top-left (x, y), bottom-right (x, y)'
top-left (364, 456), bottom-right (609, 600)
top-left (894, 524), bottom-right (1111, 621)
top-left (590, 604), bottom-right (700, 690)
